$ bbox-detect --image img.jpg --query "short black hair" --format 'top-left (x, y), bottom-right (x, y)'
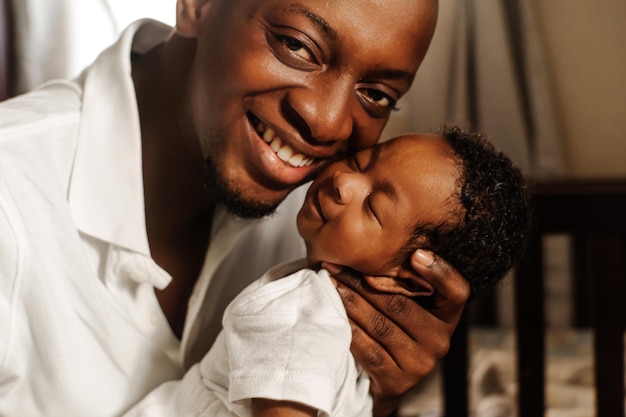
top-left (397, 125), bottom-right (532, 298)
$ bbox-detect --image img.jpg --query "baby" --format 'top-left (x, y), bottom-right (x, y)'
top-left (198, 125), bottom-right (531, 417)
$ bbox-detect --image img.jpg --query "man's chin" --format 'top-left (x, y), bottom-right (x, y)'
top-left (210, 174), bottom-right (282, 219)
top-left (222, 194), bottom-right (280, 219)
top-left (205, 160), bottom-right (285, 219)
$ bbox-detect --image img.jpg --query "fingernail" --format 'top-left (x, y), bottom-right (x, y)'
top-left (415, 249), bottom-right (435, 267)
top-left (321, 262), bottom-right (342, 275)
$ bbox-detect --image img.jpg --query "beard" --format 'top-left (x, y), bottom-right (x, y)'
top-left (204, 158), bottom-right (280, 219)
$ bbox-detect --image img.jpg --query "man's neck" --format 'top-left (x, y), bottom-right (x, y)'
top-left (132, 35), bottom-right (217, 338)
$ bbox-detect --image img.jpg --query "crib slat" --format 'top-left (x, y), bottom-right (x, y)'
top-left (442, 316), bottom-right (469, 417)
top-left (514, 230), bottom-right (545, 416)
top-left (588, 236), bottom-right (625, 417)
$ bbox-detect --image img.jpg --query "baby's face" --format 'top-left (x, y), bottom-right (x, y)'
top-left (297, 133), bottom-right (460, 276)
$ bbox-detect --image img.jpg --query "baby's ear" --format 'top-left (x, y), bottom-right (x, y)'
top-left (363, 266), bottom-right (434, 297)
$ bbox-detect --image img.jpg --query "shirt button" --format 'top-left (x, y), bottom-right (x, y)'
top-left (150, 312), bottom-right (159, 326)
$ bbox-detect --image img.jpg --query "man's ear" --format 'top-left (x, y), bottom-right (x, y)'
top-left (363, 265), bottom-right (434, 297)
top-left (176, 0), bottom-right (213, 37)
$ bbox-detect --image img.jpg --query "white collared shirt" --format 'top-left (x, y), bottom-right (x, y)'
top-left (0, 19), bottom-right (306, 416)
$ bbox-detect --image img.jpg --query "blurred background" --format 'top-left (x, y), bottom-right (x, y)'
top-left (1, 0), bottom-right (174, 95)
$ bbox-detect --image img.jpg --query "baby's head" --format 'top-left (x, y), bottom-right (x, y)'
top-left (297, 125), bottom-right (531, 298)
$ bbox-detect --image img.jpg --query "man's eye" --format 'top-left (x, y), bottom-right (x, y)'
top-left (361, 89), bottom-right (395, 109)
top-left (356, 88), bottom-right (399, 117)
top-left (282, 36), bottom-right (314, 62)
top-left (267, 30), bottom-right (320, 70)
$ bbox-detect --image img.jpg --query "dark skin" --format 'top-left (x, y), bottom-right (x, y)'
top-left (131, 0), bottom-right (470, 415)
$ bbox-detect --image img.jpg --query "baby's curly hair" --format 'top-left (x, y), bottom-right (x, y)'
top-left (399, 125), bottom-right (532, 298)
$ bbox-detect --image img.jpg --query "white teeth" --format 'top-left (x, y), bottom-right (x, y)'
top-left (255, 121), bottom-right (314, 167)
top-left (270, 138), bottom-right (281, 152)
top-left (263, 127), bottom-right (274, 143)
top-left (289, 154), bottom-right (304, 167)
top-left (277, 146), bottom-right (293, 161)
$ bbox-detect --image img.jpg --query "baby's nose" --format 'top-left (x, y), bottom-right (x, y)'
top-left (332, 170), bottom-right (368, 205)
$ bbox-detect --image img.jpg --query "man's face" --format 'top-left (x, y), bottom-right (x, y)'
top-left (177, 0), bottom-right (438, 217)
top-left (297, 134), bottom-right (460, 276)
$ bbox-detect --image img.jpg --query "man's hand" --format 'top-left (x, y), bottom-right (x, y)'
top-left (323, 249), bottom-right (470, 417)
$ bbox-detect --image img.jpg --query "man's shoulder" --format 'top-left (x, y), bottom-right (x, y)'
top-left (0, 80), bottom-right (83, 204)
top-left (0, 80), bottom-right (83, 144)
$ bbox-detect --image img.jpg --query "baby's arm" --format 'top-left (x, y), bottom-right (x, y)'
top-left (218, 265), bottom-right (368, 416)
top-left (252, 398), bottom-right (316, 417)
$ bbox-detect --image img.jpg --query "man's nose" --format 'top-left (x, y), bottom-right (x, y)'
top-left (332, 170), bottom-right (368, 205)
top-left (285, 77), bottom-right (355, 145)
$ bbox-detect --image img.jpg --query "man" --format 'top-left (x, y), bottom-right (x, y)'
top-left (0, 1), bottom-right (469, 416)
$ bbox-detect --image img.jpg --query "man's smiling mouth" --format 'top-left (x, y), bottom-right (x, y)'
top-left (251, 116), bottom-right (315, 168)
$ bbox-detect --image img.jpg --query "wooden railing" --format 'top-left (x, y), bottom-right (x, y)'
top-left (443, 179), bottom-right (626, 417)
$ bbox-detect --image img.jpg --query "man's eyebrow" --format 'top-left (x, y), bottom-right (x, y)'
top-left (370, 69), bottom-right (416, 85)
top-left (286, 3), bottom-right (337, 40)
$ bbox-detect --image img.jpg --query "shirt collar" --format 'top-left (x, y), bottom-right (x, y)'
top-left (68, 19), bottom-right (173, 256)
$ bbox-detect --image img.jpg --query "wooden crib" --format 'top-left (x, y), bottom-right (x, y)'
top-left (442, 179), bottom-right (626, 417)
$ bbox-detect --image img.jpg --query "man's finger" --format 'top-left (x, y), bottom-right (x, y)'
top-left (333, 270), bottom-right (451, 358)
top-left (410, 249), bottom-right (470, 322)
top-left (327, 262), bottom-right (451, 340)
